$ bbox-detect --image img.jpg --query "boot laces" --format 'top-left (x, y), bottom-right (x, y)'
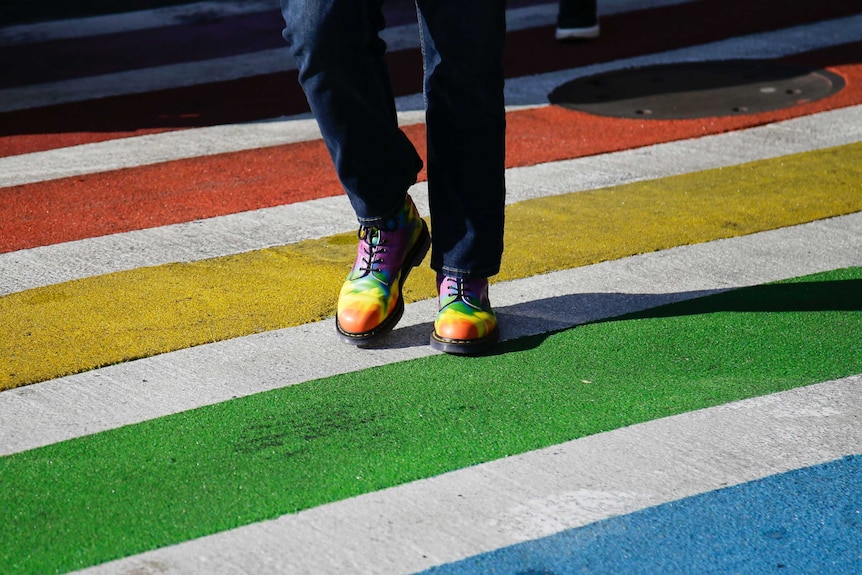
top-left (356, 218), bottom-right (398, 275)
top-left (444, 277), bottom-right (485, 310)
top-left (446, 277), bottom-right (467, 300)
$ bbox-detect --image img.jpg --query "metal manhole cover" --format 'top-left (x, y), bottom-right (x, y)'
top-left (548, 60), bottom-right (845, 119)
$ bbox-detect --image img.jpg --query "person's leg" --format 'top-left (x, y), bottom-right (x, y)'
top-left (415, 0), bottom-right (507, 354)
top-left (281, 0), bottom-right (430, 344)
top-left (281, 0), bottom-right (423, 222)
top-left (415, 0), bottom-right (507, 279)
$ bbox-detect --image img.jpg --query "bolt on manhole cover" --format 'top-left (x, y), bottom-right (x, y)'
top-left (548, 60), bottom-right (845, 119)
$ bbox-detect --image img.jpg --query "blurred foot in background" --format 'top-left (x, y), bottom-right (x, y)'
top-left (556, 0), bottom-right (600, 41)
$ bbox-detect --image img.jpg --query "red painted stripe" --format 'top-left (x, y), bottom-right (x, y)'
top-left (1, 139), bottom-right (351, 251)
top-left (1, 0), bottom-right (860, 158)
top-left (2, 44), bottom-right (860, 254)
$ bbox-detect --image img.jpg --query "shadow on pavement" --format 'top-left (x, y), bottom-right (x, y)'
top-left (371, 278), bottom-right (862, 355)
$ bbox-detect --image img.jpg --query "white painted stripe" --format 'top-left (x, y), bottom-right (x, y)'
top-left (0, 1), bottom-right (278, 46)
top-left (2, 212), bottom-right (860, 456)
top-left (2, 104), bottom-right (860, 296)
top-left (71, 375), bottom-right (862, 575)
top-left (4, 12), bottom-right (862, 184)
top-left (0, 112), bottom-right (381, 188)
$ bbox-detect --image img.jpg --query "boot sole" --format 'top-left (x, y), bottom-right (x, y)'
top-left (336, 221), bottom-right (431, 346)
top-left (429, 325), bottom-right (500, 356)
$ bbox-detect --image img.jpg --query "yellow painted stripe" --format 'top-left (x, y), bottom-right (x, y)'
top-left (3, 143), bottom-right (862, 390)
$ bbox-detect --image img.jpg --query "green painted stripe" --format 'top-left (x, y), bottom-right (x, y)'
top-left (2, 268), bottom-right (860, 575)
top-left (3, 143), bottom-right (862, 390)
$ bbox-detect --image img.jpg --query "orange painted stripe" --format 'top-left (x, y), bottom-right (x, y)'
top-left (2, 46), bottom-right (860, 254)
top-left (1, 0), bottom-right (860, 158)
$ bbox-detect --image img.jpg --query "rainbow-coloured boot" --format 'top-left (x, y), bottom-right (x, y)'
top-left (430, 274), bottom-right (499, 355)
top-left (336, 196), bottom-right (430, 345)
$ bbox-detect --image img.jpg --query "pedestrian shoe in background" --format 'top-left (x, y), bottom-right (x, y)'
top-left (556, 0), bottom-right (600, 41)
top-left (336, 195), bottom-right (430, 345)
top-left (431, 274), bottom-right (499, 355)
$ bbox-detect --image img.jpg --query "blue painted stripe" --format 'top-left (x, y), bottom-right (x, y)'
top-left (419, 455), bottom-right (862, 575)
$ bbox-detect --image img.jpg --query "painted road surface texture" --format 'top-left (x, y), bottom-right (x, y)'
top-left (1, 0), bottom-right (861, 574)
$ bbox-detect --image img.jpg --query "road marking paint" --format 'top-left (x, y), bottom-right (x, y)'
top-left (5, 10), bottom-right (862, 186)
top-left (2, 212), bottom-right (859, 455)
top-left (3, 105), bottom-right (861, 295)
top-left (66, 376), bottom-right (862, 575)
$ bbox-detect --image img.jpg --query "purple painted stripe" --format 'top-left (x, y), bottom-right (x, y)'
top-left (0, 0), bottom-right (549, 89)
top-left (0, 10), bottom-right (285, 89)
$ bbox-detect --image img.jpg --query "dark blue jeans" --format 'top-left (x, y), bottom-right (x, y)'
top-left (281, 0), bottom-right (507, 279)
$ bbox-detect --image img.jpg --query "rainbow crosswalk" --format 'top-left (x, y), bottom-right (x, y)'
top-left (1, 0), bottom-right (861, 573)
